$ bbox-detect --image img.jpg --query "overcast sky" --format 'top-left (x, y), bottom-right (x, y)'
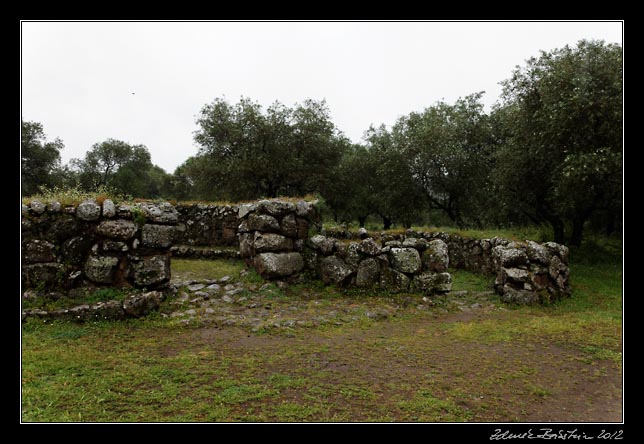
top-left (21, 21), bottom-right (623, 173)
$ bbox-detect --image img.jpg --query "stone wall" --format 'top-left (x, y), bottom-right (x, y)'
top-left (304, 235), bottom-right (452, 294)
top-left (173, 203), bottom-right (240, 247)
top-left (367, 230), bottom-right (571, 304)
top-left (21, 199), bottom-right (178, 290)
top-left (21, 197), bottom-right (572, 305)
top-left (237, 199), bottom-right (320, 279)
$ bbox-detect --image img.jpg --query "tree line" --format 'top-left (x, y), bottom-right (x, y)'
top-left (22, 39), bottom-right (622, 246)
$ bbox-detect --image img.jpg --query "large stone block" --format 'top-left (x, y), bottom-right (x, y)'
top-left (492, 246), bottom-right (529, 268)
top-left (61, 236), bottom-right (94, 265)
top-left (421, 239), bottom-right (449, 272)
top-left (22, 239), bottom-right (57, 263)
top-left (379, 267), bottom-right (410, 293)
top-left (141, 224), bottom-right (175, 248)
top-left (97, 220), bottom-right (139, 240)
top-left (76, 200), bottom-right (101, 221)
top-left (123, 291), bottom-right (163, 317)
top-left (308, 234), bottom-right (335, 255)
top-left (102, 199), bottom-right (116, 218)
top-left (280, 213), bottom-right (299, 238)
top-left (389, 247), bottom-right (422, 274)
top-left (256, 199), bottom-right (295, 217)
top-left (22, 263), bottom-right (64, 288)
top-left (254, 252), bottom-right (304, 278)
top-left (356, 258), bottom-right (380, 288)
top-left (320, 256), bottom-right (354, 286)
top-left (411, 272), bottom-right (452, 294)
top-left (253, 232), bottom-right (294, 253)
top-left (247, 213), bottom-right (281, 232)
top-left (130, 255), bottom-right (171, 287)
top-left (239, 232), bottom-right (255, 258)
top-left (135, 202), bottom-right (179, 224)
top-left (84, 255), bottom-right (119, 284)
top-left (357, 238), bottom-right (381, 256)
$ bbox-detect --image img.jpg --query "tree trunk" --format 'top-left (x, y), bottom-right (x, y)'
top-left (358, 216), bottom-right (367, 228)
top-left (569, 217), bottom-right (586, 247)
top-left (382, 216), bottom-right (392, 230)
top-left (549, 218), bottom-right (565, 244)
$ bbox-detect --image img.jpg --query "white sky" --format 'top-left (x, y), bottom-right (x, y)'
top-left (21, 21), bottom-right (623, 174)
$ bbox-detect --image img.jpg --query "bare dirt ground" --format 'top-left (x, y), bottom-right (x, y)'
top-left (161, 300), bottom-right (622, 422)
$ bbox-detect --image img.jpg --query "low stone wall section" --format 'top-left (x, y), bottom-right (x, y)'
top-left (173, 203), bottom-right (240, 247)
top-left (21, 199), bottom-right (178, 290)
top-left (375, 230), bottom-right (571, 304)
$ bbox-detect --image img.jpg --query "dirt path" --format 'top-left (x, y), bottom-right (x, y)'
top-left (165, 306), bottom-right (622, 422)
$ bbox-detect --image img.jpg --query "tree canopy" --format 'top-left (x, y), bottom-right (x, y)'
top-left (21, 120), bottom-right (64, 196)
top-left (192, 97), bottom-right (349, 201)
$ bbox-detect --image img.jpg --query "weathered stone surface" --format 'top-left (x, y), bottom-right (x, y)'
top-left (141, 224), bottom-right (175, 248)
top-left (135, 202), bottom-right (179, 224)
top-left (22, 263), bottom-right (64, 288)
top-left (46, 215), bottom-right (80, 242)
top-left (500, 285), bottom-right (540, 305)
top-left (84, 255), bottom-right (119, 284)
top-left (308, 235), bottom-right (335, 255)
top-left (61, 236), bottom-right (94, 265)
top-left (548, 255), bottom-right (567, 279)
top-left (320, 256), bottom-right (354, 286)
top-left (123, 291), bottom-right (163, 317)
top-left (492, 246), bottom-right (529, 268)
top-left (254, 232), bottom-right (293, 253)
top-left (237, 203), bottom-right (255, 219)
top-left (239, 232), bottom-right (255, 258)
top-left (280, 213), bottom-right (299, 238)
top-left (379, 267), bottom-right (410, 293)
top-left (389, 248), bottom-right (422, 274)
top-left (247, 213), bottom-right (281, 233)
top-left (503, 267), bottom-right (530, 283)
top-left (356, 258), bottom-right (380, 287)
top-left (295, 217), bottom-right (310, 240)
top-left (525, 240), bottom-right (551, 265)
top-left (22, 204), bottom-right (29, 216)
top-left (30, 200), bottom-right (46, 214)
top-left (402, 237), bottom-right (429, 250)
top-left (254, 252), bottom-right (304, 278)
top-left (130, 255), bottom-right (170, 287)
top-left (102, 199), bottom-right (116, 218)
top-left (97, 220), bottom-right (138, 240)
top-left (46, 201), bottom-right (61, 213)
top-left (22, 239), bottom-right (57, 263)
top-left (411, 272), bottom-right (452, 293)
top-left (358, 227), bottom-right (369, 239)
top-left (543, 242), bottom-right (569, 264)
top-left (295, 200), bottom-right (315, 217)
top-left (76, 200), bottom-right (101, 221)
top-left (257, 199), bottom-right (295, 217)
top-left (91, 300), bottom-right (125, 320)
top-left (422, 239), bottom-right (449, 272)
top-left (357, 238), bottom-right (381, 256)
top-left (345, 243), bottom-right (362, 267)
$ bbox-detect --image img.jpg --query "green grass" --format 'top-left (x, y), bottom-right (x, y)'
top-left (171, 258), bottom-right (247, 282)
top-left (22, 287), bottom-right (132, 311)
top-left (449, 269), bottom-right (492, 292)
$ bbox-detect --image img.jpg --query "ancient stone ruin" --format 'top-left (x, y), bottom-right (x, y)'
top-left (21, 199), bottom-right (177, 290)
top-left (21, 197), bottom-right (572, 321)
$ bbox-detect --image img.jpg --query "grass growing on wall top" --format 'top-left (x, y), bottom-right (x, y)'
top-left (22, 185), bottom-right (133, 207)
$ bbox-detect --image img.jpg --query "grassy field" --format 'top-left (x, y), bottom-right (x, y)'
top-left (21, 235), bottom-right (622, 423)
